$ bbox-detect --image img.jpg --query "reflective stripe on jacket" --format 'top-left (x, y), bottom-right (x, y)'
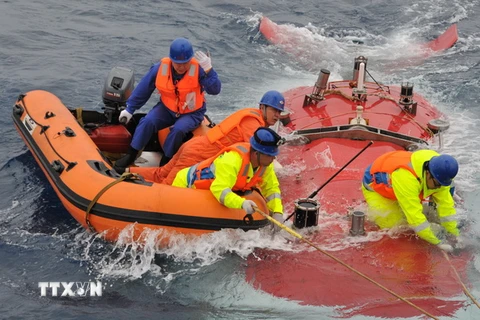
top-left (363, 151), bottom-right (423, 200)
top-left (363, 149), bottom-right (459, 244)
top-left (186, 142), bottom-right (283, 212)
top-left (189, 143), bottom-right (264, 190)
top-left (155, 57), bottom-right (204, 114)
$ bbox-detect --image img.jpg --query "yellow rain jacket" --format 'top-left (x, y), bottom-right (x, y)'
top-left (363, 149), bottom-right (459, 244)
top-left (173, 143), bottom-right (283, 214)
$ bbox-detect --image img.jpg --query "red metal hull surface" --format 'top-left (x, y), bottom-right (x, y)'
top-left (247, 236), bottom-right (468, 318)
top-left (245, 79), bottom-right (471, 317)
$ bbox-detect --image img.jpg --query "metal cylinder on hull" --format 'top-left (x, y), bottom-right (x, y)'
top-left (353, 56), bottom-right (368, 83)
top-left (293, 198), bottom-right (320, 229)
top-left (313, 69), bottom-right (330, 96)
top-left (349, 211), bottom-right (366, 236)
top-left (399, 82), bottom-right (414, 105)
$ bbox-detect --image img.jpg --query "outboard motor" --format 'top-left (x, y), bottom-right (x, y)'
top-left (102, 67), bottom-right (135, 124)
top-left (293, 198), bottom-right (320, 229)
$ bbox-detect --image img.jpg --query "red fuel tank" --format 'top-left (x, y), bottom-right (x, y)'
top-left (89, 125), bottom-right (131, 154)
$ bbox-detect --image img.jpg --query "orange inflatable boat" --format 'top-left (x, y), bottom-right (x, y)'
top-left (11, 68), bottom-right (269, 243)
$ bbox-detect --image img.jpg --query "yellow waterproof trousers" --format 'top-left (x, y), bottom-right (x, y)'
top-left (361, 185), bottom-right (406, 228)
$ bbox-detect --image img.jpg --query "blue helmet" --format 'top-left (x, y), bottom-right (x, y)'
top-left (250, 127), bottom-right (283, 156)
top-left (169, 38), bottom-right (194, 63)
top-left (429, 154), bottom-right (459, 186)
top-left (259, 90), bottom-right (285, 112)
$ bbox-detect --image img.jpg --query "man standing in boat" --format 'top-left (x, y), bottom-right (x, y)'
top-left (114, 37), bottom-right (221, 173)
top-left (362, 150), bottom-right (462, 252)
top-left (172, 127), bottom-right (285, 229)
top-left (128, 90), bottom-right (285, 184)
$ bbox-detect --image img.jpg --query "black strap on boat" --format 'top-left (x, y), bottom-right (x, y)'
top-left (243, 213), bottom-right (253, 225)
top-left (204, 114), bottom-right (216, 128)
top-left (18, 94), bottom-right (78, 171)
top-left (85, 172), bottom-right (144, 232)
top-left (18, 94), bottom-right (48, 130)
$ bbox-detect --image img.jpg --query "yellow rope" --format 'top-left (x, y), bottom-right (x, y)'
top-left (324, 89), bottom-right (359, 101)
top-left (255, 206), bottom-right (439, 320)
top-left (85, 172), bottom-right (142, 232)
top-left (442, 251), bottom-right (480, 309)
top-left (75, 107), bottom-right (85, 127)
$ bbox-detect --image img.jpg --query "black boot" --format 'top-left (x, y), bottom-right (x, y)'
top-left (159, 155), bottom-right (171, 167)
top-left (113, 146), bottom-right (139, 173)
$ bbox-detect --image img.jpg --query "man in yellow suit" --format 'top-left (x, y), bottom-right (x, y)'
top-left (173, 127), bottom-right (284, 229)
top-left (362, 149), bottom-right (461, 252)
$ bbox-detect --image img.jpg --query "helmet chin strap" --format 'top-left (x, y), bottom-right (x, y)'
top-left (251, 151), bottom-right (261, 170)
top-left (260, 105), bottom-right (267, 122)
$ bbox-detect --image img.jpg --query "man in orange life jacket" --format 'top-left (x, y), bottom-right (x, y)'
top-left (362, 150), bottom-right (462, 252)
top-left (114, 37), bottom-right (221, 174)
top-left (172, 127), bottom-right (285, 229)
top-left (128, 90), bottom-right (285, 185)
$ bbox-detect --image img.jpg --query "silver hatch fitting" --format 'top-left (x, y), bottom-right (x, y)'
top-left (303, 69), bottom-right (330, 107)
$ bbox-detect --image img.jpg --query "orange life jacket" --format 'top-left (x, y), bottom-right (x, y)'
top-left (155, 57), bottom-right (204, 114)
top-left (206, 108), bottom-right (264, 145)
top-left (191, 143), bottom-right (267, 191)
top-left (368, 151), bottom-right (423, 200)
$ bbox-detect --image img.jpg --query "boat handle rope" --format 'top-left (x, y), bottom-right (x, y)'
top-left (255, 206), bottom-right (440, 320)
top-left (243, 213), bottom-right (253, 225)
top-left (442, 250), bottom-right (480, 309)
top-left (284, 140), bottom-right (374, 223)
top-left (18, 94), bottom-right (78, 171)
top-left (85, 172), bottom-right (143, 232)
